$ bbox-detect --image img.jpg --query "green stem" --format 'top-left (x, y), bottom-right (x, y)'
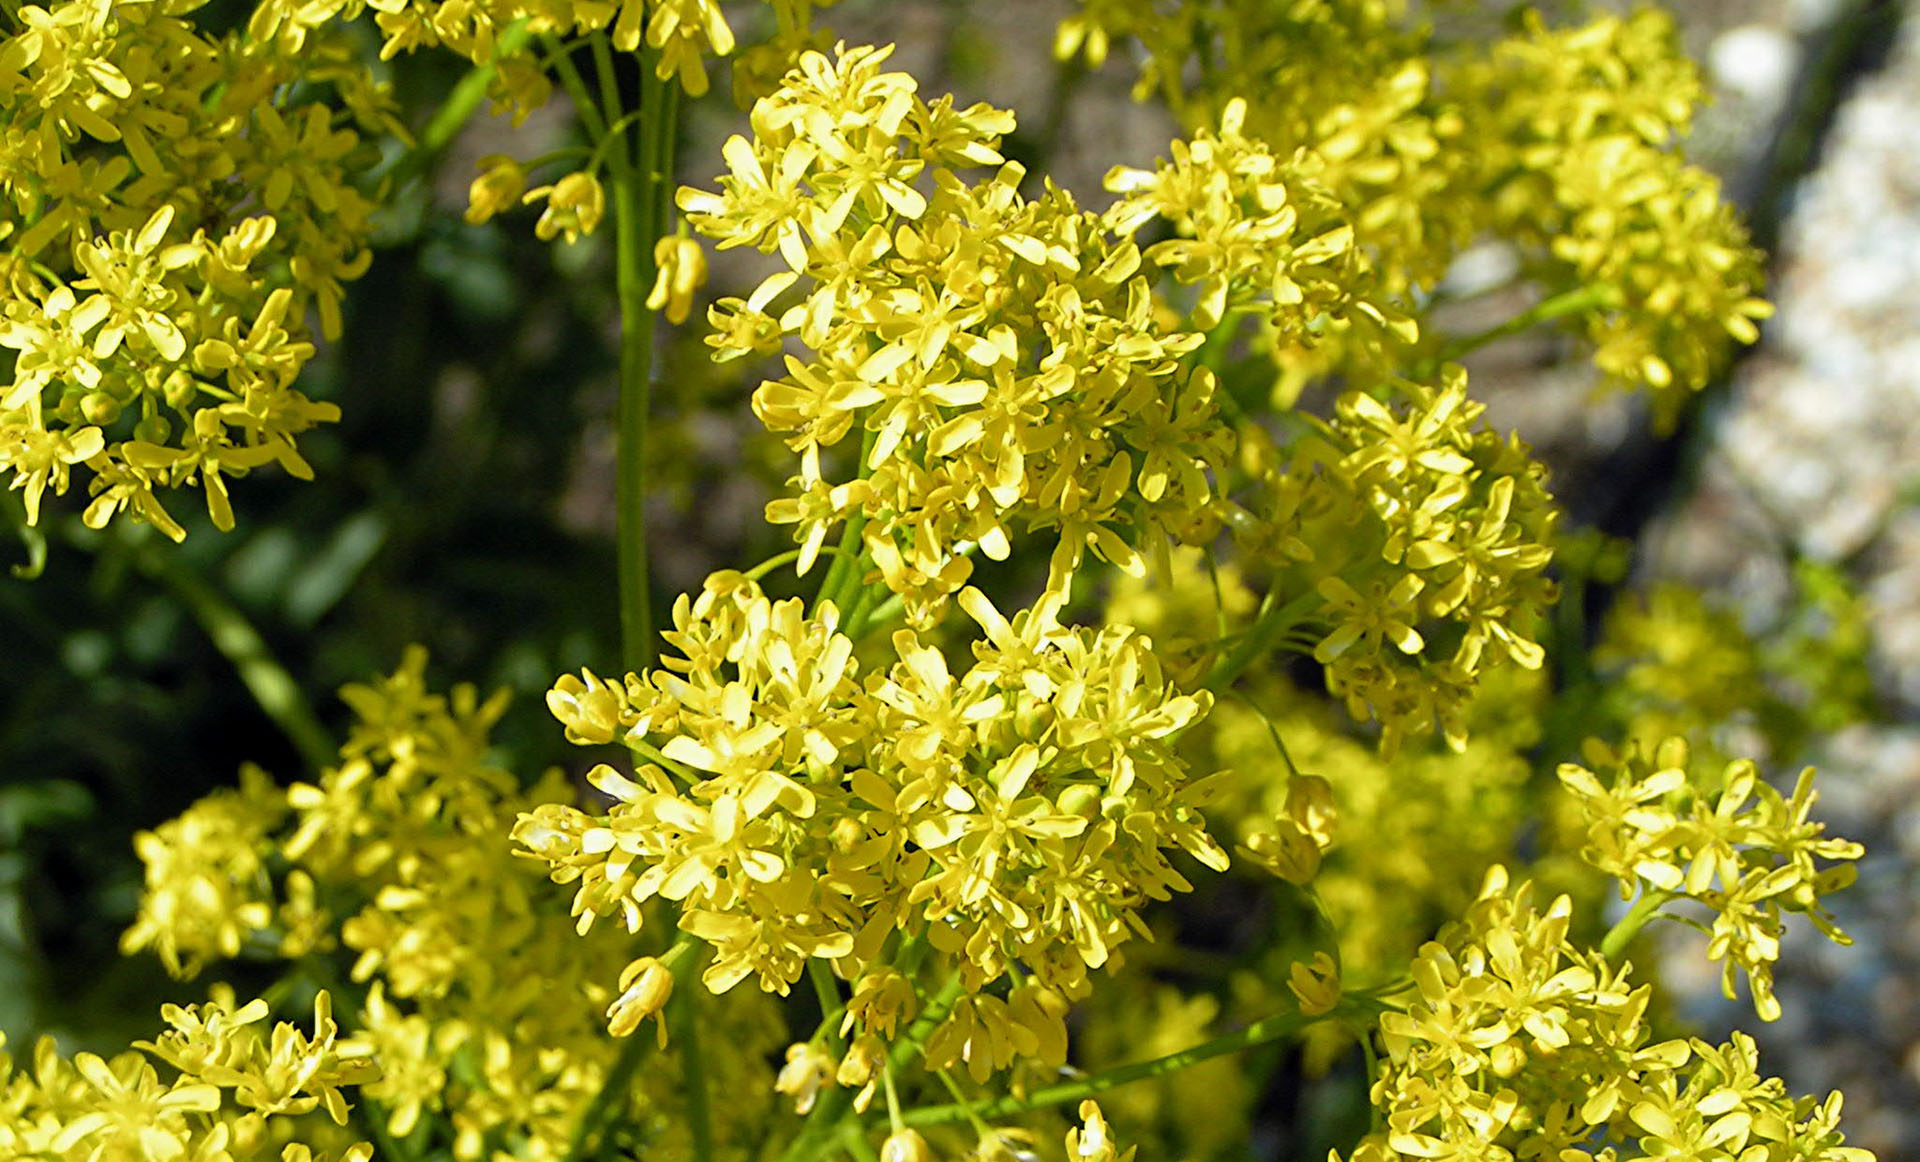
top-left (934, 1070), bottom-right (993, 1139)
top-left (1203, 589), bottom-right (1321, 693)
top-left (744, 545), bottom-right (856, 583)
top-left (1600, 888), bottom-right (1674, 964)
top-left (609, 42), bottom-right (678, 676)
top-left (131, 540), bottom-right (333, 771)
top-left (814, 427), bottom-right (878, 618)
top-left (810, 960), bottom-right (846, 1052)
top-left (1437, 283), bottom-right (1617, 364)
top-left (543, 35), bottom-right (609, 141)
top-left (672, 947), bottom-right (715, 1162)
top-left (901, 995), bottom-right (1362, 1130)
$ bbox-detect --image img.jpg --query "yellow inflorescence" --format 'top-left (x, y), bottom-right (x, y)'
top-left (680, 44), bottom-right (1235, 623)
top-left (123, 648), bottom-right (786, 1160)
top-left (0, 989), bottom-right (378, 1162)
top-left (523, 569), bottom-right (1224, 1075)
top-left (44, 0), bottom-right (1887, 1156)
top-left (1064, 2), bottom-right (1771, 417)
top-left (1561, 737), bottom-right (1865, 1023)
top-left (1, 3), bottom-right (387, 538)
top-left (1343, 867), bottom-right (1871, 1162)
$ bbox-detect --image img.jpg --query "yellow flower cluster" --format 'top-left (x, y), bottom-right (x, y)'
top-left (522, 569), bottom-right (1224, 1077)
top-left (120, 765), bottom-right (288, 978)
top-left (1061, 3), bottom-right (1770, 419)
top-left (1, 0), bottom-right (394, 538)
top-left (1560, 737), bottom-right (1865, 1022)
top-left (1344, 866), bottom-right (1872, 1162)
top-left (1064, 2), bottom-right (1471, 391)
top-left (1456, 9), bottom-right (1772, 423)
top-left (1592, 584), bottom-right (1777, 754)
top-left (251, 0), bottom-right (833, 107)
top-left (1239, 372), bottom-right (1558, 750)
top-left (1594, 572), bottom-right (1880, 764)
top-left (122, 649), bottom-right (783, 1160)
top-left (1216, 675), bottom-right (1540, 981)
top-left (679, 45), bottom-right (1236, 622)
top-left (1103, 96), bottom-right (1417, 353)
top-left (0, 989), bottom-right (377, 1162)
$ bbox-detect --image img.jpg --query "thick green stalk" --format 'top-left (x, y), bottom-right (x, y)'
top-left (600, 41), bottom-right (651, 675)
top-left (1600, 888), bottom-right (1674, 964)
top-left (560, 1031), bottom-right (652, 1162)
top-left (607, 44), bottom-right (683, 676)
top-left (670, 946), bottom-right (715, 1162)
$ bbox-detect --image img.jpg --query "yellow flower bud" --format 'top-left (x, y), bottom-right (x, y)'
top-left (1286, 951), bottom-right (1341, 1017)
top-left (1239, 820), bottom-right (1322, 884)
top-left (606, 956), bottom-right (674, 1042)
top-left (646, 235), bottom-right (709, 324)
top-left (1066, 1101), bottom-right (1123, 1162)
top-left (835, 1034), bottom-right (885, 1113)
top-left (881, 1129), bottom-right (931, 1162)
top-left (774, 1041), bottom-right (836, 1115)
top-left (466, 155), bottom-right (526, 226)
top-left (525, 171), bottom-right (605, 244)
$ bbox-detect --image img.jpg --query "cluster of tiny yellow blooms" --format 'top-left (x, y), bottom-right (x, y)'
top-left (522, 569), bottom-right (1222, 1079)
top-left (674, 44), bottom-right (1554, 751)
top-left (1059, 2), bottom-right (1770, 418)
top-left (249, 0), bottom-right (833, 109)
top-left (1233, 373), bottom-right (1558, 751)
top-left (1593, 573), bottom-right (1881, 765)
top-left (22, 0), bottom-right (1885, 1158)
top-left (1453, 10), bottom-right (1773, 427)
top-left (1560, 737), bottom-right (1865, 1024)
top-left (1, 0), bottom-right (396, 539)
top-left (677, 44), bottom-right (1236, 624)
top-left (1102, 94), bottom-right (1419, 358)
top-left (0, 988), bottom-right (377, 1162)
top-left (122, 649), bottom-right (786, 1160)
top-left (1103, 549), bottom-right (1542, 978)
top-left (1592, 584), bottom-right (1780, 760)
top-left (1341, 865), bottom-right (1872, 1162)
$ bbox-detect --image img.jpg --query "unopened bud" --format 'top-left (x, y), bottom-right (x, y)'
top-left (466, 155), bottom-right (526, 226)
top-left (646, 235), bottom-right (709, 324)
top-left (606, 956), bottom-right (674, 1041)
top-left (881, 1129), bottom-right (931, 1162)
top-left (526, 171), bottom-right (605, 244)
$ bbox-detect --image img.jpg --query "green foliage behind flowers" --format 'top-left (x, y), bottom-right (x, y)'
top-left (0, 0), bottom-right (1891, 1160)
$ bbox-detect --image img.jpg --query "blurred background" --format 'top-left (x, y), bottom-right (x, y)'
top-left (3, 0), bottom-right (1917, 1154)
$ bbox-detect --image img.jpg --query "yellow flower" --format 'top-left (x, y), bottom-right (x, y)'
top-left (774, 1041), bottom-right (837, 1114)
top-left (646, 234), bottom-right (709, 324)
top-left (465, 154), bottom-right (526, 226)
top-left (882, 1128), bottom-right (932, 1162)
top-left (525, 171), bottom-right (606, 244)
top-left (1286, 951), bottom-right (1341, 1016)
top-left (606, 956), bottom-right (675, 1042)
